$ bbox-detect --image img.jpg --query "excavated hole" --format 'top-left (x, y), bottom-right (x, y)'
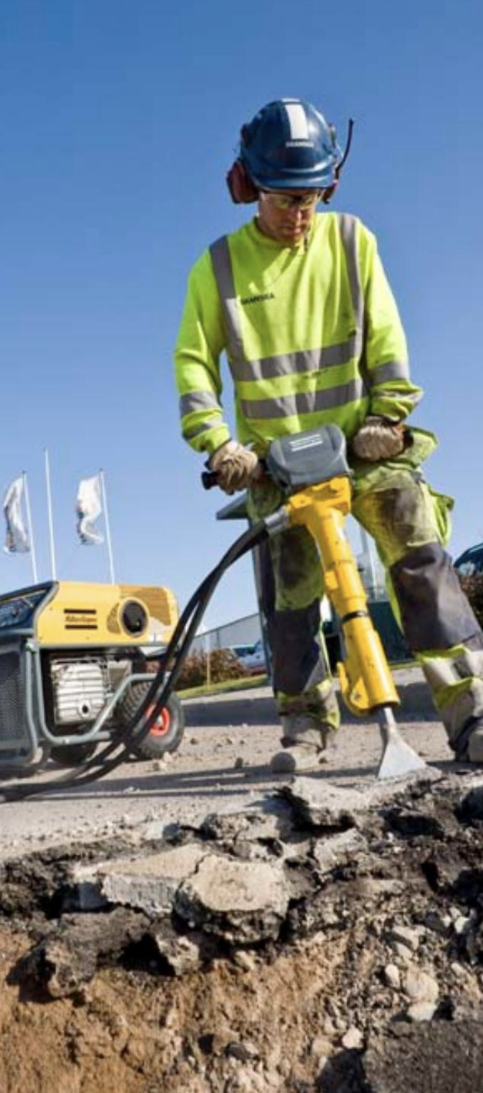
top-left (0, 776), bottom-right (482, 1092)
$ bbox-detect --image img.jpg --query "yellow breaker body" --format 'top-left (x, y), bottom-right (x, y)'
top-left (285, 477), bottom-right (399, 717)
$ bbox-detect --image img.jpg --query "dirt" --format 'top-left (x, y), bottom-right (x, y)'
top-left (0, 765), bottom-right (483, 1091)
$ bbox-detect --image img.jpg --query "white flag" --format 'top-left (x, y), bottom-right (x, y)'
top-left (76, 474), bottom-right (104, 545)
top-left (3, 476), bottom-right (30, 554)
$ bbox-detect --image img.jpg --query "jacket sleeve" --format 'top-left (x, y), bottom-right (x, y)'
top-left (359, 223), bottom-right (423, 421)
top-left (174, 250), bottom-right (231, 456)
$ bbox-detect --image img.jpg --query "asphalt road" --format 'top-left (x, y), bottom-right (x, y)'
top-left (0, 667), bottom-right (461, 860)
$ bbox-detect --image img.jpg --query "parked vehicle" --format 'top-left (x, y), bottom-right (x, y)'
top-left (234, 638), bottom-right (266, 674)
top-left (229, 643), bottom-right (256, 661)
top-left (454, 543), bottom-right (483, 576)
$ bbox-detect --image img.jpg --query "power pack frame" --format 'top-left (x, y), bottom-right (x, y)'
top-left (0, 579), bottom-right (184, 773)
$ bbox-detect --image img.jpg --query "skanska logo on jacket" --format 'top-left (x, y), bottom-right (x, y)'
top-left (240, 292), bottom-right (275, 306)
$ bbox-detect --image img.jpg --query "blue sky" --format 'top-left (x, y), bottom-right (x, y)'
top-left (0, 0), bottom-right (482, 629)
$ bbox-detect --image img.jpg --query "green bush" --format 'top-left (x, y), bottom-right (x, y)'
top-left (176, 648), bottom-right (249, 690)
top-left (458, 572), bottom-right (483, 630)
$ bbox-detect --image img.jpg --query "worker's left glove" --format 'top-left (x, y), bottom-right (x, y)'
top-left (208, 440), bottom-right (259, 494)
top-left (351, 416), bottom-right (407, 462)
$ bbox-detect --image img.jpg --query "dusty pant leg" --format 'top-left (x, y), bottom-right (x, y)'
top-left (252, 503), bottom-right (339, 730)
top-left (390, 546), bottom-right (483, 749)
top-left (415, 639), bottom-right (483, 754)
top-left (352, 470), bottom-right (483, 744)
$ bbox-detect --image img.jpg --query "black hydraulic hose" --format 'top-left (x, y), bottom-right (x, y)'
top-left (0, 519), bottom-right (268, 801)
top-left (70, 518), bottom-right (268, 776)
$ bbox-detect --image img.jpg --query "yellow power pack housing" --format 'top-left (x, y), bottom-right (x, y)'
top-left (35, 581), bottom-right (178, 646)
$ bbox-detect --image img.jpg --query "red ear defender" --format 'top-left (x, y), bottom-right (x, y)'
top-left (226, 159), bottom-right (259, 204)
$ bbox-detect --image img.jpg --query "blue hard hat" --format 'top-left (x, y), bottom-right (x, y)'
top-left (240, 98), bottom-right (342, 191)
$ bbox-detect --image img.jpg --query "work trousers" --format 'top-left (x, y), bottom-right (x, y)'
top-left (247, 431), bottom-right (483, 752)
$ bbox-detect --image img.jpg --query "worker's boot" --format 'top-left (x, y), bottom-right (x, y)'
top-left (270, 713), bottom-right (331, 773)
top-left (454, 717), bottom-right (483, 763)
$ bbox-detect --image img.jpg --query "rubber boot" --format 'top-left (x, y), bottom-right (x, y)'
top-left (456, 717), bottom-right (483, 763)
top-left (270, 713), bottom-right (331, 773)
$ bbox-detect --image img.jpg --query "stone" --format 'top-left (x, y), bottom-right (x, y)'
top-left (384, 963), bottom-right (401, 990)
top-left (232, 950), bottom-right (258, 972)
top-left (406, 1001), bottom-right (438, 1022)
top-left (389, 925), bottom-right (421, 952)
top-left (453, 915), bottom-right (471, 935)
top-left (310, 1034), bottom-right (333, 1058)
top-left (154, 922), bottom-right (215, 976)
top-left (341, 1026), bottom-right (364, 1050)
top-left (403, 967), bottom-right (439, 1004)
top-left (225, 1040), bottom-right (259, 1061)
top-left (391, 942), bottom-right (413, 963)
top-left (313, 829), bottom-right (368, 876)
top-left (175, 854), bottom-right (289, 942)
top-left (451, 961), bottom-right (466, 978)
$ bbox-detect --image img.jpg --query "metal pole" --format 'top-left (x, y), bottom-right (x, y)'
top-left (205, 630), bottom-right (211, 687)
top-left (22, 472), bottom-right (38, 584)
top-left (99, 469), bottom-right (116, 584)
top-left (44, 449), bottom-right (57, 580)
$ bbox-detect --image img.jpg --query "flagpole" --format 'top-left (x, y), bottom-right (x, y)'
top-left (99, 469), bottom-right (116, 583)
top-left (22, 472), bottom-right (38, 584)
top-left (44, 448), bottom-right (57, 580)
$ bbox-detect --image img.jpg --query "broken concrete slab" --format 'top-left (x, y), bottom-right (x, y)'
top-left (72, 843), bottom-right (208, 917)
top-left (175, 854), bottom-right (289, 942)
top-left (280, 780), bottom-right (369, 828)
top-left (281, 769), bottom-right (442, 828)
top-left (200, 796), bottom-right (296, 844)
top-left (312, 829), bottom-right (368, 877)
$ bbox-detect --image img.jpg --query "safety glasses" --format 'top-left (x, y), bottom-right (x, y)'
top-left (260, 190), bottom-right (322, 210)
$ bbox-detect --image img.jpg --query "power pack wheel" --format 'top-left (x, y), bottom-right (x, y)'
top-left (50, 742), bottom-right (98, 766)
top-left (119, 683), bottom-right (185, 760)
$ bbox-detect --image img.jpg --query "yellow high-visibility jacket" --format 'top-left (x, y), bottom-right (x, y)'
top-left (174, 212), bottom-right (423, 457)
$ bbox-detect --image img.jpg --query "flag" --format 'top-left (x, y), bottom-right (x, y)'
top-left (76, 474), bottom-right (104, 545)
top-left (3, 476), bottom-right (30, 554)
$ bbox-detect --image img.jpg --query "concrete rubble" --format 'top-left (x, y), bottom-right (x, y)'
top-left (0, 769), bottom-right (483, 1091)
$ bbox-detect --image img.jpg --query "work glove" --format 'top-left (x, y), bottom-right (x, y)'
top-left (208, 440), bottom-right (259, 495)
top-left (351, 416), bottom-right (406, 462)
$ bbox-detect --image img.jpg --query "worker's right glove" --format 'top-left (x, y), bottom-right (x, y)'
top-left (351, 416), bottom-right (406, 462)
top-left (208, 440), bottom-right (259, 494)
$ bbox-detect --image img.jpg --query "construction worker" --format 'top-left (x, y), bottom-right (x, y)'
top-left (174, 97), bottom-right (483, 771)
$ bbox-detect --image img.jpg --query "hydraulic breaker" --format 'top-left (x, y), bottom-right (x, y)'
top-left (286, 476), bottom-right (399, 716)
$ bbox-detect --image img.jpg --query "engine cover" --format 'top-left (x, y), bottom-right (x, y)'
top-left (50, 658), bottom-right (108, 726)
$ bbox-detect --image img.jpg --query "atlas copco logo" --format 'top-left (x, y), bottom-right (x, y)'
top-left (241, 292), bottom-right (275, 305)
top-left (286, 139), bottom-right (314, 147)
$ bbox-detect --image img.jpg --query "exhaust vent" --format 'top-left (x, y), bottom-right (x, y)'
top-left (120, 600), bottom-right (148, 636)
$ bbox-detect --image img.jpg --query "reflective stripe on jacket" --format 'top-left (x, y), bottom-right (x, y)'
top-left (174, 212), bottom-right (423, 455)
